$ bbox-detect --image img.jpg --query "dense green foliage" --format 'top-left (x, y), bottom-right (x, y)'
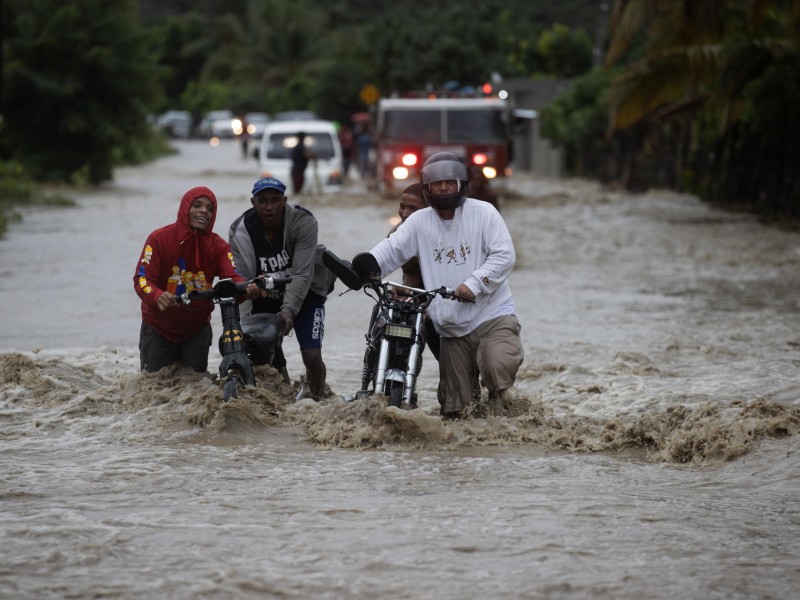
top-left (142, 0), bottom-right (598, 123)
top-left (0, 0), bottom-right (597, 189)
top-left (543, 0), bottom-right (800, 220)
top-left (5, 0), bottom-right (795, 222)
top-left (3, 0), bottom-right (164, 184)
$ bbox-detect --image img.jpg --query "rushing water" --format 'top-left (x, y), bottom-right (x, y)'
top-left (1, 139), bottom-right (798, 599)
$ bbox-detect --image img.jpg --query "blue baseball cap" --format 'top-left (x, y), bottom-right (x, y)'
top-left (251, 177), bottom-right (287, 196)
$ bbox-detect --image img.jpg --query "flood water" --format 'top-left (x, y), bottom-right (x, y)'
top-left (1, 139), bottom-right (798, 599)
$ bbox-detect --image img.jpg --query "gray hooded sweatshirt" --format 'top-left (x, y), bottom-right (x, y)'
top-left (229, 203), bottom-right (335, 318)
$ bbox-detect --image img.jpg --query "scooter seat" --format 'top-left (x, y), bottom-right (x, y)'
top-left (240, 312), bottom-right (283, 351)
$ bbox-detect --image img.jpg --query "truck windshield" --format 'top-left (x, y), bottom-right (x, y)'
top-left (383, 111), bottom-right (441, 143)
top-left (447, 110), bottom-right (507, 143)
top-left (382, 109), bottom-right (506, 144)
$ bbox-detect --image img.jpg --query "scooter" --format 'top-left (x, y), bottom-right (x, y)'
top-left (323, 250), bottom-right (458, 408)
top-left (179, 276), bottom-right (291, 401)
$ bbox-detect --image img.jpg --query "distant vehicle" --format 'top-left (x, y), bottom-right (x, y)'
top-left (258, 120), bottom-right (343, 194)
top-left (156, 110), bottom-right (193, 138)
top-left (272, 111), bottom-right (320, 122)
top-left (243, 112), bottom-right (270, 138)
top-left (375, 97), bottom-right (512, 192)
top-left (198, 110), bottom-right (236, 138)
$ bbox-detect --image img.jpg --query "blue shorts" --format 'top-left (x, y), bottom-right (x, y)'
top-left (293, 292), bottom-right (326, 350)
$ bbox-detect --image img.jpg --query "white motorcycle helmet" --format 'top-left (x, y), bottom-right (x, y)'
top-left (420, 152), bottom-right (468, 210)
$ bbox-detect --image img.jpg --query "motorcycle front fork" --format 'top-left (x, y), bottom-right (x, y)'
top-left (374, 310), bottom-right (425, 405)
top-left (217, 298), bottom-right (256, 388)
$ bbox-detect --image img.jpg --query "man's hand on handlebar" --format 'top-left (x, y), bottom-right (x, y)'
top-left (244, 274), bottom-right (292, 300)
top-left (158, 291), bottom-right (179, 311)
top-left (452, 284), bottom-right (476, 303)
top-left (245, 281), bottom-right (267, 300)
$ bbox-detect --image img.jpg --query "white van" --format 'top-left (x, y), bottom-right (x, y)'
top-left (258, 120), bottom-right (343, 193)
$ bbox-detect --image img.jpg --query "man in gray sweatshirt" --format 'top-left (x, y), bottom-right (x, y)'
top-left (229, 177), bottom-right (335, 399)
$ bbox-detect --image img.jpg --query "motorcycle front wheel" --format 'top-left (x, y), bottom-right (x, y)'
top-left (223, 369), bottom-right (244, 401)
top-left (386, 380), bottom-right (404, 408)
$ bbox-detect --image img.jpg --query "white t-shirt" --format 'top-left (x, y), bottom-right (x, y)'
top-left (370, 198), bottom-right (516, 337)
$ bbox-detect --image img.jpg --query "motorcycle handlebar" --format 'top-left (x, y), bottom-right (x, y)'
top-left (381, 282), bottom-right (472, 303)
top-left (179, 276), bottom-right (292, 305)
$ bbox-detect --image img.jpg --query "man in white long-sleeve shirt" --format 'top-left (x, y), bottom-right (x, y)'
top-left (357, 152), bottom-right (524, 419)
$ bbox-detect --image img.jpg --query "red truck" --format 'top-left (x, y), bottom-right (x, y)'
top-left (375, 96), bottom-right (512, 193)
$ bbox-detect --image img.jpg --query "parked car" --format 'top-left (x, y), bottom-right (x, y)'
top-left (198, 110), bottom-right (236, 138)
top-left (243, 112), bottom-right (270, 138)
top-left (258, 120), bottom-right (343, 194)
top-left (156, 110), bottom-right (193, 138)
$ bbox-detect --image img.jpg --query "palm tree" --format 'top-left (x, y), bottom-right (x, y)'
top-left (596, 0), bottom-right (800, 214)
top-left (604, 0), bottom-right (799, 134)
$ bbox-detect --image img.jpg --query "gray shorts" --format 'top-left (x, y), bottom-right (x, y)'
top-left (438, 314), bottom-right (523, 413)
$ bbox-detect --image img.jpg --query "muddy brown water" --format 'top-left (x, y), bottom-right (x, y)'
top-left (1, 139), bottom-right (798, 599)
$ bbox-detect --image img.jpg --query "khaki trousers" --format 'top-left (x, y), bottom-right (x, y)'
top-left (438, 315), bottom-right (523, 413)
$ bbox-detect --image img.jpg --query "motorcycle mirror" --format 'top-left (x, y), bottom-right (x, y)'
top-left (322, 249), bottom-right (363, 291)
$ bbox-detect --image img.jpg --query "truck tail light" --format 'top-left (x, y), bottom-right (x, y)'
top-left (401, 153), bottom-right (418, 166)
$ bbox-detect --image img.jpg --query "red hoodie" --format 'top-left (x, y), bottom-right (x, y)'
top-left (133, 186), bottom-right (243, 343)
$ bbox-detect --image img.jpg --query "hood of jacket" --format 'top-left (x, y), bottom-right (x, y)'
top-left (175, 186), bottom-right (218, 267)
top-left (177, 186), bottom-right (217, 238)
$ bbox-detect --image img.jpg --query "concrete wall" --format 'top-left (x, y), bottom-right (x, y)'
top-left (503, 78), bottom-right (573, 178)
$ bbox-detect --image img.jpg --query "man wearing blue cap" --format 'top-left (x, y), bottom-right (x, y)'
top-left (229, 177), bottom-right (335, 399)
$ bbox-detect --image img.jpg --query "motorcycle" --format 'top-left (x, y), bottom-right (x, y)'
top-left (323, 250), bottom-right (459, 408)
top-left (179, 276), bottom-right (291, 401)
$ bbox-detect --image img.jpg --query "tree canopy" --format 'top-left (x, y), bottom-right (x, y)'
top-left (2, 0), bottom-right (797, 220)
top-left (1, 0), bottom-right (598, 184)
top-left (543, 0), bottom-right (800, 220)
top-left (142, 0), bottom-right (599, 122)
top-left (3, 0), bottom-right (163, 183)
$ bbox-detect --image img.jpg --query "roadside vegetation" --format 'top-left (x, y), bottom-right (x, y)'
top-left (0, 0), bottom-right (595, 236)
top-left (0, 0), bottom-right (797, 233)
top-left (0, 158), bottom-right (75, 237)
top-left (543, 0), bottom-right (800, 222)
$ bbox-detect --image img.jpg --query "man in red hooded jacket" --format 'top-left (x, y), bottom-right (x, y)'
top-left (134, 186), bottom-right (253, 373)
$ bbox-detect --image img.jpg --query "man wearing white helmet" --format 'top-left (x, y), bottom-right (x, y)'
top-left (354, 152), bottom-right (523, 419)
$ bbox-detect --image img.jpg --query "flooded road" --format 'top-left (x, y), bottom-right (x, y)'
top-left (1, 139), bottom-right (798, 599)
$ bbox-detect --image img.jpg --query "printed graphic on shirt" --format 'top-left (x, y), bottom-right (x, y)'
top-left (258, 248), bottom-right (291, 302)
top-left (433, 241), bottom-right (471, 265)
top-left (166, 266), bottom-right (181, 294)
top-left (136, 256), bottom-right (208, 297)
top-left (172, 258), bottom-right (208, 295)
top-left (136, 265), bottom-right (152, 294)
top-left (259, 248), bottom-right (291, 274)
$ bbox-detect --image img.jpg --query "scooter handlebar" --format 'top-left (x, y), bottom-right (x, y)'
top-left (257, 276), bottom-right (292, 290)
top-left (179, 276), bottom-right (293, 304)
